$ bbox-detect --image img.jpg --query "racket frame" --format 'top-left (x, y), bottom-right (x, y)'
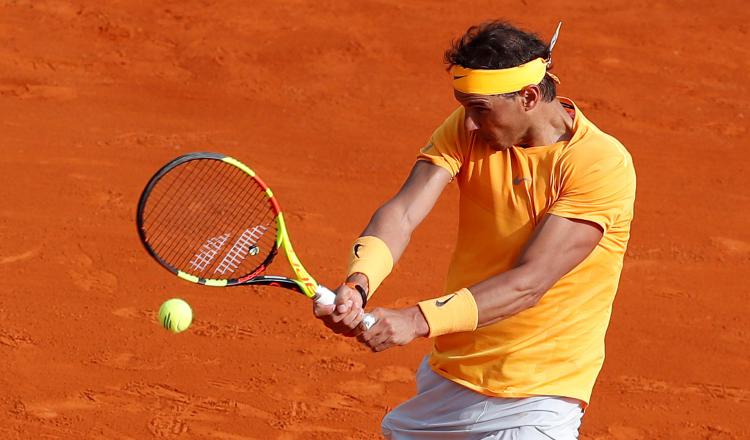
top-left (136, 152), bottom-right (320, 298)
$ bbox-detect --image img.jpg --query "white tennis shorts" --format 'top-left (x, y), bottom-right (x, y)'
top-left (382, 357), bottom-right (583, 440)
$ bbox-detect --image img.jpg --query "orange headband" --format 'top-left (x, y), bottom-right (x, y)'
top-left (450, 22), bottom-right (562, 95)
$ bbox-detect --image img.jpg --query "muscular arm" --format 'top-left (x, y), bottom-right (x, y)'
top-left (358, 214), bottom-right (603, 351)
top-left (314, 160), bottom-right (451, 333)
top-left (347, 161), bottom-right (452, 289)
top-left (470, 215), bottom-right (603, 327)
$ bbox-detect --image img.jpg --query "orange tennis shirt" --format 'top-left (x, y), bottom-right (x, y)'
top-left (417, 98), bottom-right (636, 405)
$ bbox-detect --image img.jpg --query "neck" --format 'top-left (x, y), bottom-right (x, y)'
top-left (518, 99), bottom-right (574, 147)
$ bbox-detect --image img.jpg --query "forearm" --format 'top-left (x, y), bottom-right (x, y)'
top-left (360, 202), bottom-right (414, 265)
top-left (416, 266), bottom-right (546, 339)
top-left (469, 264), bottom-right (549, 327)
top-left (344, 202), bottom-right (415, 294)
top-left (359, 161), bottom-right (450, 265)
top-left (418, 215), bottom-right (602, 336)
top-left (345, 162), bottom-right (451, 295)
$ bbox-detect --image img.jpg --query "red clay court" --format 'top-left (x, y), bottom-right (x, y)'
top-left (0, 1), bottom-right (748, 438)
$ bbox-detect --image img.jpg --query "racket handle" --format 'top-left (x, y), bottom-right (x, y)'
top-left (361, 313), bottom-right (377, 329)
top-left (314, 285), bottom-right (377, 330)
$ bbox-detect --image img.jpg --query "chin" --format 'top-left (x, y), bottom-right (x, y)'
top-left (481, 136), bottom-right (510, 151)
top-left (489, 142), bottom-right (510, 151)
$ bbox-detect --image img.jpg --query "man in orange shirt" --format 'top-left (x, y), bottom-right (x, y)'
top-left (314, 20), bottom-right (636, 439)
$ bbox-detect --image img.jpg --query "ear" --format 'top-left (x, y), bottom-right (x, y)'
top-left (520, 85), bottom-right (542, 111)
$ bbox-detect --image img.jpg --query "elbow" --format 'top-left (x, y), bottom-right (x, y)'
top-left (373, 202), bottom-right (415, 234)
top-left (514, 266), bottom-right (551, 308)
top-left (519, 287), bottom-right (545, 310)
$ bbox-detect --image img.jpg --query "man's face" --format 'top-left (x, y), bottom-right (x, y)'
top-left (453, 90), bottom-right (529, 150)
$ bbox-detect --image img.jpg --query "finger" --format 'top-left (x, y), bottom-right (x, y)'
top-left (331, 309), bottom-right (347, 324)
top-left (354, 309), bottom-right (366, 330)
top-left (331, 306), bottom-right (359, 325)
top-left (313, 303), bottom-right (335, 318)
top-left (362, 315), bottom-right (383, 337)
top-left (357, 308), bottom-right (385, 342)
top-left (335, 287), bottom-right (364, 309)
top-left (360, 324), bottom-right (385, 348)
top-left (336, 299), bottom-right (354, 314)
top-left (370, 332), bottom-right (394, 352)
top-left (352, 324), bottom-right (365, 338)
top-left (373, 341), bottom-right (393, 352)
top-left (345, 325), bottom-right (365, 338)
top-left (341, 308), bottom-right (363, 328)
top-left (367, 323), bottom-right (392, 348)
top-left (359, 326), bottom-right (375, 343)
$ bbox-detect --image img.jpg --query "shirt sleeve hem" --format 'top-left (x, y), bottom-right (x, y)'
top-left (415, 157), bottom-right (457, 178)
top-left (546, 211), bottom-right (608, 233)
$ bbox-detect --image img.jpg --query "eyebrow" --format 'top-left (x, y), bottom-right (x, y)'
top-left (462, 99), bottom-right (491, 108)
top-left (454, 91), bottom-right (491, 105)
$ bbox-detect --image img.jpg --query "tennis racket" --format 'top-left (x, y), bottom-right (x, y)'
top-left (136, 152), bottom-right (376, 329)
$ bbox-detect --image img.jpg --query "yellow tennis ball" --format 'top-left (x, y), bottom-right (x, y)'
top-left (158, 298), bottom-right (193, 333)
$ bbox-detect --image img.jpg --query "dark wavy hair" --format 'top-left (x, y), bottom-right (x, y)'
top-left (444, 21), bottom-right (556, 101)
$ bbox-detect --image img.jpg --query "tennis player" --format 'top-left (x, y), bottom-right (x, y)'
top-left (314, 20), bottom-right (636, 439)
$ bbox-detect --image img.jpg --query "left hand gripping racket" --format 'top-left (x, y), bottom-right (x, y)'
top-left (136, 152), bottom-right (376, 329)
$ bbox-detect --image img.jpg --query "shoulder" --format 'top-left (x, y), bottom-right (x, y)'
top-left (422, 106), bottom-right (471, 155)
top-left (559, 115), bottom-right (634, 175)
top-left (417, 107), bottom-right (470, 178)
top-left (444, 106), bottom-right (466, 125)
top-left (553, 119), bottom-right (636, 197)
top-left (430, 106), bottom-right (466, 140)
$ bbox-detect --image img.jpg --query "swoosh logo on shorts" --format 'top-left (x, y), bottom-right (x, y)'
top-left (435, 295), bottom-right (456, 307)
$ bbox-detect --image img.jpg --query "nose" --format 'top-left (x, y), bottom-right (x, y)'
top-left (464, 113), bottom-right (479, 132)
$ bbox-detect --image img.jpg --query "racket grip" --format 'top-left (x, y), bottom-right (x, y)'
top-left (314, 285), bottom-right (377, 330)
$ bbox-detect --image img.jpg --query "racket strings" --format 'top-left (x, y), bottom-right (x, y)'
top-left (154, 163), bottom-right (236, 267)
top-left (148, 160), bottom-right (227, 250)
top-left (141, 158), bottom-right (279, 280)
top-left (185, 168), bottom-right (276, 275)
top-left (154, 160), bottom-right (237, 267)
top-left (144, 160), bottom-right (195, 228)
top-left (152, 166), bottom-right (275, 277)
top-left (181, 162), bottom-right (276, 276)
top-left (209, 183), bottom-right (277, 275)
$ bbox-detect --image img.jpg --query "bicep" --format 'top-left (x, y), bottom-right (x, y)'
top-left (362, 161), bottom-right (451, 260)
top-left (364, 160), bottom-right (451, 231)
top-left (516, 214), bottom-right (603, 291)
top-left (395, 161), bottom-right (453, 228)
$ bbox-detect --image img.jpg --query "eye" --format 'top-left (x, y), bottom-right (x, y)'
top-left (471, 107), bottom-right (490, 116)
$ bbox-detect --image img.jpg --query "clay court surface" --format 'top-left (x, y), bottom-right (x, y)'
top-left (1, 0), bottom-right (748, 438)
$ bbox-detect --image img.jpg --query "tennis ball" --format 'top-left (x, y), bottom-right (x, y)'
top-left (158, 298), bottom-right (193, 333)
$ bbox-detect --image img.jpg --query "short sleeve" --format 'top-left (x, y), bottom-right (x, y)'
top-left (417, 107), bottom-right (468, 178)
top-left (548, 143), bottom-right (636, 233)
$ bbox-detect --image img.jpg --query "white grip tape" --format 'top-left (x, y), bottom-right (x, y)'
top-left (361, 313), bottom-right (376, 329)
top-left (315, 285), bottom-right (377, 330)
top-left (315, 285), bottom-right (337, 305)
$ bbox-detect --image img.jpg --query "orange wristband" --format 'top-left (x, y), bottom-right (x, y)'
top-left (417, 288), bottom-right (478, 337)
top-left (346, 236), bottom-right (393, 298)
